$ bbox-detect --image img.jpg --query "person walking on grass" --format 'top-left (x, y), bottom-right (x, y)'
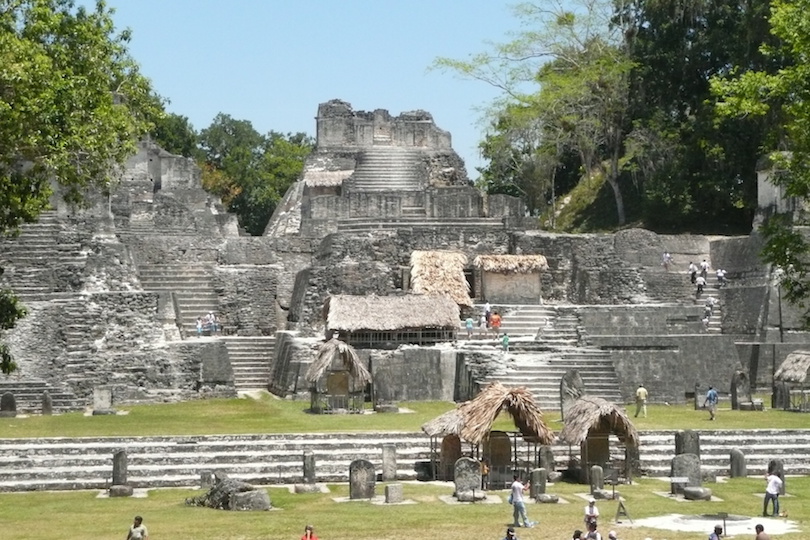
top-left (763, 470), bottom-right (783, 517)
top-left (703, 385), bottom-right (719, 420)
top-left (509, 474), bottom-right (535, 528)
top-left (635, 383), bottom-right (648, 418)
top-left (126, 516), bottom-right (148, 540)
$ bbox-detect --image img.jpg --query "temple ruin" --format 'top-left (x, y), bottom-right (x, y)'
top-left (0, 99), bottom-right (806, 414)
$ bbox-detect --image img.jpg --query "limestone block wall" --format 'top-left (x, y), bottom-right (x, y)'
top-left (422, 151), bottom-right (469, 187)
top-left (427, 187), bottom-right (482, 218)
top-left (579, 305), bottom-right (705, 337)
top-left (213, 265), bottom-right (282, 336)
top-left (371, 347), bottom-right (457, 402)
top-left (488, 194), bottom-right (525, 218)
top-left (5, 302), bottom-right (68, 383)
top-left (268, 332), bottom-right (321, 396)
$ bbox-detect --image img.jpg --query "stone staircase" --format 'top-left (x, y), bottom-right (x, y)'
top-left (0, 211), bottom-right (87, 300)
top-left (222, 336), bottom-right (276, 391)
top-left (0, 379), bottom-right (82, 414)
top-left (136, 264), bottom-right (219, 338)
top-left (347, 147), bottom-right (425, 192)
top-left (477, 343), bottom-right (623, 410)
top-left (0, 431), bottom-right (434, 491)
top-left (337, 216), bottom-right (505, 233)
top-left (1, 428), bottom-right (808, 492)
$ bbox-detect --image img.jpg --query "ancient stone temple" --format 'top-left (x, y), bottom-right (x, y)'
top-left (0, 99), bottom-right (809, 413)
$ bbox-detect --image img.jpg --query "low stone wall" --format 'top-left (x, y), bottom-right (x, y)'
top-left (213, 266), bottom-right (282, 336)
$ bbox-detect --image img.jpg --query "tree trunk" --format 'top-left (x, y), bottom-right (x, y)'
top-left (607, 174), bottom-right (626, 225)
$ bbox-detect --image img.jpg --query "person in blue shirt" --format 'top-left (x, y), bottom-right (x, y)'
top-left (703, 386), bottom-right (719, 421)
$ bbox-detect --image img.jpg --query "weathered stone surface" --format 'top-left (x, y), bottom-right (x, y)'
top-left (530, 468), bottom-right (546, 497)
top-left (349, 459), bottom-right (376, 499)
top-left (675, 430), bottom-right (701, 458)
top-left (200, 470), bottom-right (214, 489)
top-left (385, 483), bottom-right (403, 504)
top-left (41, 391), bottom-right (52, 416)
top-left (185, 473), bottom-right (270, 510)
top-left (590, 465), bottom-right (604, 493)
top-left (683, 486), bottom-right (712, 501)
top-left (455, 489), bottom-right (487, 502)
top-left (730, 448), bottom-right (747, 478)
top-left (547, 471), bottom-right (563, 483)
top-left (303, 451), bottom-right (316, 484)
top-left (453, 457), bottom-right (481, 496)
top-left (670, 454), bottom-right (701, 495)
top-left (112, 450), bottom-right (127, 485)
top-left (560, 370), bottom-right (585, 421)
top-left (731, 370), bottom-right (752, 410)
top-left (229, 490), bottom-right (271, 511)
top-left (108, 484), bottom-right (134, 497)
top-left (592, 488), bottom-right (618, 500)
top-left (0, 392), bottom-right (16, 417)
top-left (92, 387), bottom-right (115, 415)
top-left (381, 444), bottom-right (397, 482)
top-left (773, 381), bottom-right (791, 410)
top-left (374, 402), bottom-right (399, 413)
top-left (294, 484), bottom-right (321, 494)
top-left (536, 493), bottom-right (560, 503)
top-left (538, 446), bottom-right (555, 474)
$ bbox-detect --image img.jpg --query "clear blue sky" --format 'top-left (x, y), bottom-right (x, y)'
top-left (103, 0), bottom-right (527, 177)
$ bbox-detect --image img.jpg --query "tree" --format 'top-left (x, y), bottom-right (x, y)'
top-left (713, 0), bottom-right (810, 322)
top-left (435, 1), bottom-right (633, 226)
top-left (152, 113), bottom-right (201, 159)
top-left (0, 0), bottom-right (159, 373)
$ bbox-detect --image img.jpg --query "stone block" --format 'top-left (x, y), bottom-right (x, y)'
top-left (730, 448), bottom-right (747, 478)
top-left (374, 403), bottom-right (399, 413)
top-left (675, 430), bottom-right (701, 457)
top-left (112, 450), bottom-right (128, 485)
top-left (200, 471), bottom-right (214, 489)
top-left (349, 459), bottom-right (376, 499)
top-left (0, 392), bottom-right (16, 418)
top-left (41, 391), bottom-right (52, 416)
top-left (535, 493), bottom-right (560, 503)
top-left (381, 444), bottom-right (397, 482)
top-left (455, 489), bottom-right (486, 502)
top-left (303, 451), bottom-right (316, 484)
top-left (229, 490), bottom-right (271, 511)
top-left (385, 483), bottom-right (403, 504)
top-left (590, 465), bottom-right (604, 493)
top-left (592, 488), bottom-right (618, 500)
top-left (530, 468), bottom-right (546, 497)
top-left (670, 453), bottom-right (701, 495)
top-left (294, 484), bottom-right (321, 494)
top-left (108, 485), bottom-right (134, 497)
top-left (453, 457), bottom-right (481, 495)
top-left (683, 486), bottom-right (712, 501)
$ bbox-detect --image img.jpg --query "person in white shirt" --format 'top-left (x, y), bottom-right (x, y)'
top-left (509, 475), bottom-right (535, 528)
top-left (584, 498), bottom-right (599, 526)
top-left (763, 471), bottom-right (784, 516)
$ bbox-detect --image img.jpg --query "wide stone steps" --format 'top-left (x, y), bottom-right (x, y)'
top-left (349, 148), bottom-right (425, 192)
top-left (0, 380), bottom-right (83, 413)
top-left (223, 337), bottom-right (275, 390)
top-left (337, 217), bottom-right (504, 232)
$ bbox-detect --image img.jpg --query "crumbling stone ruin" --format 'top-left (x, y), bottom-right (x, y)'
top-left (0, 99), bottom-right (808, 413)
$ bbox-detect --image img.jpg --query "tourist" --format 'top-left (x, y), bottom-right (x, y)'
top-left (479, 314), bottom-right (488, 338)
top-left (700, 259), bottom-right (710, 279)
top-left (716, 268), bottom-right (728, 287)
top-left (585, 521), bottom-right (602, 540)
top-left (509, 474), bottom-right (534, 528)
top-left (465, 316), bottom-right (475, 339)
top-left (688, 261), bottom-right (698, 284)
top-left (301, 524), bottom-right (319, 540)
top-left (126, 515), bottom-right (148, 540)
top-left (571, 530), bottom-right (583, 540)
top-left (634, 384), bottom-right (648, 418)
top-left (484, 302), bottom-right (492, 325)
top-left (490, 311), bottom-right (502, 338)
top-left (503, 526), bottom-right (519, 540)
top-left (502, 333), bottom-right (510, 354)
top-left (662, 251), bottom-right (673, 271)
top-left (708, 524), bottom-right (723, 540)
top-left (584, 498), bottom-right (599, 527)
top-left (695, 274), bottom-right (706, 298)
top-left (763, 470), bottom-right (783, 516)
top-left (196, 317), bottom-right (203, 337)
top-left (703, 385), bottom-right (719, 420)
top-left (754, 523), bottom-right (771, 540)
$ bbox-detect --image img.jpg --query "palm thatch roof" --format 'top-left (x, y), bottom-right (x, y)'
top-left (421, 407), bottom-right (466, 438)
top-left (410, 250), bottom-right (472, 307)
top-left (557, 396), bottom-right (639, 447)
top-left (474, 254), bottom-right (549, 274)
top-left (775, 350), bottom-right (810, 383)
top-left (305, 338), bottom-right (371, 385)
top-left (325, 294), bottom-right (460, 332)
top-left (460, 382), bottom-right (555, 445)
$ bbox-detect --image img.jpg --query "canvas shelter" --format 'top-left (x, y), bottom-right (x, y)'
top-left (305, 338), bottom-right (371, 413)
top-left (473, 254), bottom-right (548, 304)
top-left (558, 396), bottom-right (639, 484)
top-left (421, 382), bottom-right (555, 485)
top-left (774, 350), bottom-right (810, 411)
top-left (324, 294), bottom-right (459, 348)
top-left (409, 250), bottom-right (472, 307)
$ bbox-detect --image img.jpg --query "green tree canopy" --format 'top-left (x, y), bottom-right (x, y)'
top-left (0, 0), bottom-right (160, 374)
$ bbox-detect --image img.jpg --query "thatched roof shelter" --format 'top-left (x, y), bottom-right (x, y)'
top-left (558, 396), bottom-right (639, 447)
top-left (460, 382), bottom-right (555, 445)
top-left (473, 254), bottom-right (548, 274)
top-left (421, 407), bottom-right (466, 438)
top-left (775, 350), bottom-right (810, 383)
top-left (305, 338), bottom-right (371, 385)
top-left (410, 250), bottom-right (471, 306)
top-left (325, 294), bottom-right (460, 332)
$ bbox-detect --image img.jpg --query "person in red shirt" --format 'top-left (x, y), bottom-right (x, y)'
top-left (301, 525), bottom-right (318, 540)
top-left (490, 311), bottom-right (502, 338)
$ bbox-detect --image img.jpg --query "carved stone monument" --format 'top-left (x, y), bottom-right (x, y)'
top-left (294, 451), bottom-right (320, 494)
top-left (0, 392), bottom-right (16, 418)
top-left (200, 470), bottom-right (214, 489)
top-left (731, 371), bottom-right (752, 410)
top-left (349, 459), bottom-right (376, 499)
top-left (453, 457), bottom-right (485, 502)
top-left (92, 387), bottom-right (116, 416)
top-left (590, 465), bottom-right (604, 493)
top-left (560, 370), bottom-right (585, 421)
top-left (675, 430), bottom-right (700, 458)
top-left (186, 472), bottom-right (271, 511)
top-left (530, 468), bottom-right (546, 497)
top-left (108, 450), bottom-right (133, 497)
top-left (41, 391), bottom-right (52, 416)
top-left (670, 454), bottom-right (701, 495)
top-left (730, 448), bottom-right (747, 478)
top-left (538, 446), bottom-right (555, 477)
top-left (773, 381), bottom-right (791, 410)
top-left (381, 444), bottom-right (397, 482)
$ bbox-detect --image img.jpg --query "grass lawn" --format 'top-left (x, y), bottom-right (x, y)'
top-left (0, 476), bottom-right (806, 539)
top-left (0, 394), bottom-right (807, 439)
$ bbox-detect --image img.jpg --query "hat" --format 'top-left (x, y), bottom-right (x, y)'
top-left (589, 498), bottom-right (595, 503)
top-left (573, 531), bottom-right (582, 539)
top-left (305, 525), bottom-right (314, 531)
top-left (608, 532), bottom-right (617, 539)
top-left (714, 524), bottom-right (723, 531)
